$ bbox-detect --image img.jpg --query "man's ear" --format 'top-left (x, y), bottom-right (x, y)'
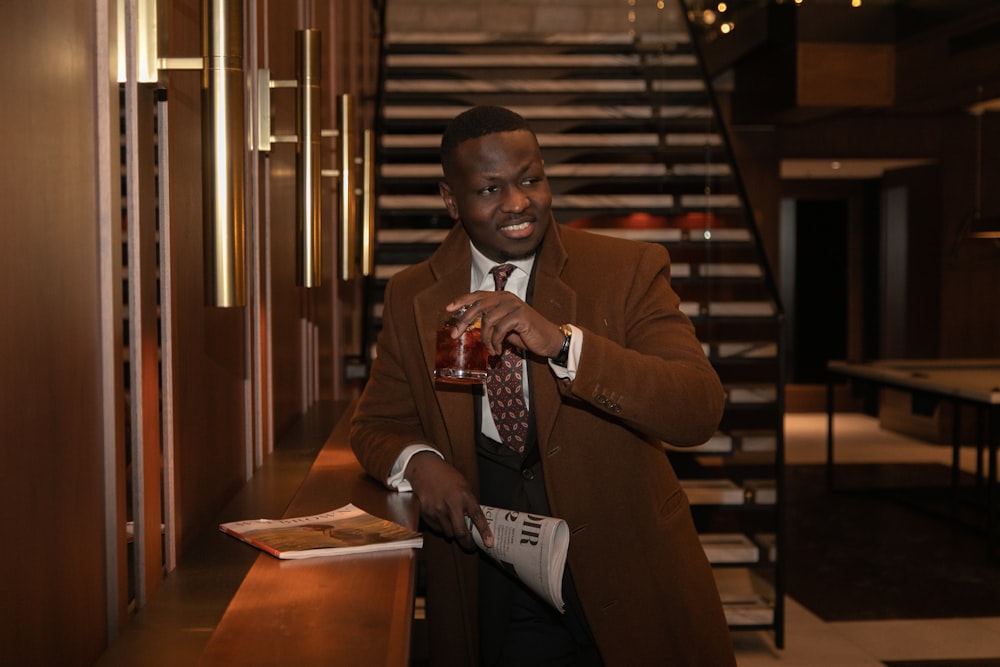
top-left (439, 181), bottom-right (460, 221)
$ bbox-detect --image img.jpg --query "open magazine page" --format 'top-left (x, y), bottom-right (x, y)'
top-left (468, 505), bottom-right (569, 612)
top-left (220, 503), bottom-right (422, 559)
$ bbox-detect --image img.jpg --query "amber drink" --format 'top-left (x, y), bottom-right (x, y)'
top-left (434, 307), bottom-right (489, 383)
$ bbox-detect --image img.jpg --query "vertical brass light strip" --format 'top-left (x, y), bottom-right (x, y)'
top-left (339, 93), bottom-right (356, 281)
top-left (296, 29), bottom-right (321, 287)
top-left (202, 0), bottom-right (246, 307)
top-left (361, 128), bottom-right (375, 277)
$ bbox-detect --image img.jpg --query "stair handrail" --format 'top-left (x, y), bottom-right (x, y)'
top-left (674, 0), bottom-right (785, 318)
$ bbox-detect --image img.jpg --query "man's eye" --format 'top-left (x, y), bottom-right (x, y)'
top-left (479, 185), bottom-right (498, 195)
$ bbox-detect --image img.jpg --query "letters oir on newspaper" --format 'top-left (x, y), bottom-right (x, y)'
top-left (468, 504), bottom-right (570, 612)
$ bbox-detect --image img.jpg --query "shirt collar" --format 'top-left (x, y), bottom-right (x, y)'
top-left (470, 244), bottom-right (535, 289)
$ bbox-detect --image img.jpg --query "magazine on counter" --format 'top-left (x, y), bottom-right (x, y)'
top-left (219, 503), bottom-right (422, 559)
top-left (467, 505), bottom-right (569, 613)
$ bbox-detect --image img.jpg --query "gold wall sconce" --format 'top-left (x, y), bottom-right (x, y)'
top-left (360, 127), bottom-right (376, 278)
top-left (337, 94), bottom-right (357, 283)
top-left (259, 73), bottom-right (376, 284)
top-left (332, 99), bottom-right (376, 282)
top-left (121, 2), bottom-right (377, 298)
top-left (296, 29), bottom-right (322, 288)
top-left (118, 0), bottom-right (246, 307)
top-left (201, 0), bottom-right (246, 307)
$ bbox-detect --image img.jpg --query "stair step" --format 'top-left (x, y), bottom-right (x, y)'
top-left (385, 31), bottom-right (694, 50)
top-left (681, 301), bottom-right (776, 318)
top-left (382, 131), bottom-right (721, 150)
top-left (375, 227), bottom-right (759, 247)
top-left (700, 533), bottom-right (761, 563)
top-left (713, 342), bottom-right (778, 359)
top-left (378, 193), bottom-right (744, 216)
top-left (385, 78), bottom-right (651, 94)
top-left (725, 384), bottom-right (778, 404)
top-left (379, 193), bottom-right (684, 211)
top-left (698, 533), bottom-right (760, 565)
top-left (381, 162), bottom-right (731, 180)
top-left (386, 53), bottom-right (644, 68)
top-left (385, 32), bottom-right (644, 47)
top-left (382, 104), bottom-right (711, 122)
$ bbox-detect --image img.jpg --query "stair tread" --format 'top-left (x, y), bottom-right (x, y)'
top-left (383, 104), bottom-right (710, 121)
top-left (382, 132), bottom-right (720, 149)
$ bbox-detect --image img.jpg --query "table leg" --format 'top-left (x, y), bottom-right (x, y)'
top-left (977, 406), bottom-right (986, 496)
top-left (989, 405), bottom-right (998, 559)
top-left (951, 399), bottom-right (961, 519)
top-left (826, 377), bottom-right (836, 491)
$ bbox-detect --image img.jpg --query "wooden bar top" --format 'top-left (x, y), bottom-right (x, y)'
top-left (199, 403), bottom-right (421, 666)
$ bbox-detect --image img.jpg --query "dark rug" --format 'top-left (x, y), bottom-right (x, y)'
top-left (784, 463), bottom-right (1000, 622)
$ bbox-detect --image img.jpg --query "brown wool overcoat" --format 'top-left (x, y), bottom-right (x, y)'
top-left (351, 221), bottom-right (737, 666)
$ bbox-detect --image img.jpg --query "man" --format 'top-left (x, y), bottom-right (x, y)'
top-left (351, 106), bottom-right (736, 666)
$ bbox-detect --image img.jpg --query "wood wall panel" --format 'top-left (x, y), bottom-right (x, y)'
top-left (796, 43), bottom-right (894, 108)
top-left (265, 3), bottom-right (309, 437)
top-left (0, 1), bottom-right (111, 662)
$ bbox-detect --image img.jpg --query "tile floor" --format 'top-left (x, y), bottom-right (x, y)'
top-left (733, 412), bottom-right (1000, 666)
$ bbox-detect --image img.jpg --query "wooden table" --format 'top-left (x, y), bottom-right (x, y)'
top-left (826, 358), bottom-right (1000, 553)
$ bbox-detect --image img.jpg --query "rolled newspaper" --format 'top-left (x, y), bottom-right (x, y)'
top-left (467, 504), bottom-right (569, 612)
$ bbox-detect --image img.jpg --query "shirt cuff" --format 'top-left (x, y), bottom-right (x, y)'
top-left (387, 443), bottom-right (443, 492)
top-left (549, 324), bottom-right (582, 380)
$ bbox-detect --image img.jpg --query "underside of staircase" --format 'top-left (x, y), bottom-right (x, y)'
top-left (371, 21), bottom-right (786, 648)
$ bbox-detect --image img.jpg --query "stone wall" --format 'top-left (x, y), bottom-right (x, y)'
top-left (384, 0), bottom-right (686, 36)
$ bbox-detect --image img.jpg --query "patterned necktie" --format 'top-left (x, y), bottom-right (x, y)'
top-left (486, 264), bottom-right (529, 453)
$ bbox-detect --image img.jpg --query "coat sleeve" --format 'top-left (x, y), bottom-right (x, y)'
top-left (560, 240), bottom-right (726, 447)
top-left (350, 276), bottom-right (431, 485)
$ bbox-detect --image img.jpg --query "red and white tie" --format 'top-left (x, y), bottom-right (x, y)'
top-left (486, 264), bottom-right (529, 453)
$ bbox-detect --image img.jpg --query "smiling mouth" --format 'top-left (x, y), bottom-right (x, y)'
top-left (501, 220), bottom-right (532, 233)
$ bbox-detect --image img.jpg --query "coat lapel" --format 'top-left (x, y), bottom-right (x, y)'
top-left (528, 222), bottom-right (575, 450)
top-left (413, 226), bottom-right (479, 474)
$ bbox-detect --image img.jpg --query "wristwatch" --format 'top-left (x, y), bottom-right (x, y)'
top-left (551, 324), bottom-right (573, 367)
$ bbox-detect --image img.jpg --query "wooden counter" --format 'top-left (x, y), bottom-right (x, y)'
top-left (97, 402), bottom-right (421, 666)
top-left (199, 405), bottom-right (421, 666)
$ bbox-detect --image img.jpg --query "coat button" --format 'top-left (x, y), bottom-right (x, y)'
top-left (521, 468), bottom-right (535, 481)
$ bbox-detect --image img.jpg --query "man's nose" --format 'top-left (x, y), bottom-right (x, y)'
top-left (502, 186), bottom-right (528, 212)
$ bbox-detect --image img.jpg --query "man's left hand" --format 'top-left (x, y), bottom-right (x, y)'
top-left (447, 291), bottom-right (564, 358)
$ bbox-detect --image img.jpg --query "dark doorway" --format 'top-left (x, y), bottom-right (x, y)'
top-left (793, 200), bottom-right (848, 383)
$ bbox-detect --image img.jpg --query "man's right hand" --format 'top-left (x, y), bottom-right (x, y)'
top-left (405, 451), bottom-right (494, 550)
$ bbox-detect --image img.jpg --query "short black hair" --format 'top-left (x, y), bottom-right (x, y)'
top-left (440, 106), bottom-right (533, 179)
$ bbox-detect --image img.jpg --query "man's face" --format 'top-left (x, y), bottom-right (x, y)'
top-left (439, 129), bottom-right (553, 263)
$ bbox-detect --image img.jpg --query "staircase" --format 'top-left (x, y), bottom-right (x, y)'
top-left (371, 23), bottom-right (785, 647)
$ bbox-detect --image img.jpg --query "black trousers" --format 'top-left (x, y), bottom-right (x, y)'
top-left (476, 443), bottom-right (604, 667)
